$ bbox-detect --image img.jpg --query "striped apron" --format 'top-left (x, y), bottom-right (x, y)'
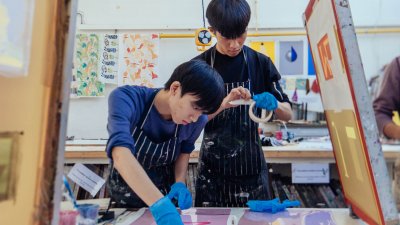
top-left (107, 91), bottom-right (180, 208)
top-left (195, 47), bottom-right (271, 207)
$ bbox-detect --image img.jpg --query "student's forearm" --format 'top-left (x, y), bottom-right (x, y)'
top-left (275, 102), bottom-right (292, 122)
top-left (383, 123), bottom-right (400, 140)
top-left (207, 106), bottom-right (225, 121)
top-left (208, 87), bottom-right (252, 121)
top-left (112, 146), bottom-right (163, 206)
top-left (174, 153), bottom-right (190, 183)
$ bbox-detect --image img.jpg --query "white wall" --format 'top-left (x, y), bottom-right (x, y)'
top-left (77, 0), bottom-right (400, 28)
top-left (67, 0), bottom-right (400, 139)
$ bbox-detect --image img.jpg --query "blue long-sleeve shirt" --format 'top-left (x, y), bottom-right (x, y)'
top-left (106, 85), bottom-right (207, 159)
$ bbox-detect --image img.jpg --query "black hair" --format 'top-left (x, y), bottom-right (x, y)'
top-left (164, 60), bottom-right (225, 115)
top-left (206, 0), bottom-right (251, 39)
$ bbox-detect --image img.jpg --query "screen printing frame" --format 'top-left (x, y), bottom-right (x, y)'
top-left (303, 0), bottom-right (399, 224)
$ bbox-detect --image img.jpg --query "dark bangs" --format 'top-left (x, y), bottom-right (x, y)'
top-left (164, 60), bottom-right (225, 114)
top-left (190, 72), bottom-right (225, 115)
top-left (206, 0), bottom-right (251, 39)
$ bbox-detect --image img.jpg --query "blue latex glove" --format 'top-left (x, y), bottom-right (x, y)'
top-left (247, 198), bottom-right (300, 214)
top-left (149, 196), bottom-right (183, 225)
top-left (253, 92), bottom-right (278, 111)
top-left (167, 182), bottom-right (193, 210)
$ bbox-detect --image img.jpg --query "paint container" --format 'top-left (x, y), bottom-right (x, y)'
top-left (59, 210), bottom-right (79, 225)
top-left (77, 203), bottom-right (99, 225)
top-left (275, 131), bottom-right (283, 140)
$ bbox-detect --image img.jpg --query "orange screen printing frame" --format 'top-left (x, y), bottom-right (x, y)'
top-left (304, 0), bottom-right (398, 224)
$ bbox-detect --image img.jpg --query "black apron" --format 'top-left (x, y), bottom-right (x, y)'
top-left (195, 47), bottom-right (271, 207)
top-left (107, 91), bottom-right (180, 208)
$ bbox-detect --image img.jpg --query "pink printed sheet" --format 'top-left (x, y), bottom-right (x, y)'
top-left (126, 208), bottom-right (337, 225)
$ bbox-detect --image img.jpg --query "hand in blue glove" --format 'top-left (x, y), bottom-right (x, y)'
top-left (167, 182), bottom-right (192, 210)
top-left (253, 92), bottom-right (278, 111)
top-left (246, 198), bottom-right (300, 214)
top-left (149, 196), bottom-right (183, 225)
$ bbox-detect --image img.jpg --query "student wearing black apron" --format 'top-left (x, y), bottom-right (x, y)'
top-left (193, 0), bottom-right (293, 207)
top-left (105, 60), bottom-right (224, 225)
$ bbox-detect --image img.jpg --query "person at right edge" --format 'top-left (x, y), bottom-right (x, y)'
top-left (193, 0), bottom-right (293, 207)
top-left (373, 56), bottom-right (400, 210)
top-left (373, 56), bottom-right (400, 140)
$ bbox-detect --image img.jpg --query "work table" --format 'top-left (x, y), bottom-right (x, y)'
top-left (60, 198), bottom-right (375, 225)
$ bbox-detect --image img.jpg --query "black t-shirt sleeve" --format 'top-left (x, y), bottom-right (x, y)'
top-left (263, 57), bottom-right (291, 104)
top-left (264, 57), bottom-right (281, 82)
top-left (247, 47), bottom-right (291, 105)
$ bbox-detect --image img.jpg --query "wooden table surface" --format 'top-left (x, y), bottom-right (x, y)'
top-left (60, 198), bottom-right (373, 225)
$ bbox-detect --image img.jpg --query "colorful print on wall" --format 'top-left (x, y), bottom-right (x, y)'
top-left (285, 77), bottom-right (297, 91)
top-left (99, 34), bottom-right (119, 84)
top-left (279, 78), bottom-right (286, 90)
top-left (279, 41), bottom-right (304, 75)
top-left (249, 41), bottom-right (276, 63)
top-left (118, 34), bottom-right (160, 87)
top-left (72, 33), bottom-right (105, 97)
top-left (296, 78), bottom-right (307, 91)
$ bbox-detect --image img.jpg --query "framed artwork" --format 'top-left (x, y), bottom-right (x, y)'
top-left (118, 33), bottom-right (160, 87)
top-left (0, 0), bottom-right (35, 77)
top-left (304, 0), bottom-right (399, 224)
top-left (279, 40), bottom-right (304, 75)
top-left (0, 132), bottom-right (20, 201)
top-left (249, 41), bottom-right (276, 63)
top-left (99, 34), bottom-right (119, 84)
top-left (71, 33), bottom-right (105, 97)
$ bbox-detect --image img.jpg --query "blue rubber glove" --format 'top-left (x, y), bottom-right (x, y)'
top-left (247, 198), bottom-right (300, 214)
top-left (149, 196), bottom-right (183, 225)
top-left (253, 92), bottom-right (278, 111)
top-left (167, 182), bottom-right (193, 210)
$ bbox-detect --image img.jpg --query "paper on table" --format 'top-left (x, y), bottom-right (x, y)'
top-left (67, 163), bottom-right (105, 197)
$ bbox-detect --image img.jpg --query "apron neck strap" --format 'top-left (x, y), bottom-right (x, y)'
top-left (138, 89), bottom-right (179, 136)
top-left (139, 90), bottom-right (159, 129)
top-left (211, 45), bottom-right (251, 91)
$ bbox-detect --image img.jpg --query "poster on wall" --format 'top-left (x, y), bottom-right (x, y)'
top-left (71, 33), bottom-right (105, 97)
top-left (249, 41), bottom-right (276, 63)
top-left (99, 34), bottom-right (119, 84)
top-left (118, 33), bottom-right (160, 87)
top-left (0, 0), bottom-right (35, 77)
top-left (279, 41), bottom-right (304, 75)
